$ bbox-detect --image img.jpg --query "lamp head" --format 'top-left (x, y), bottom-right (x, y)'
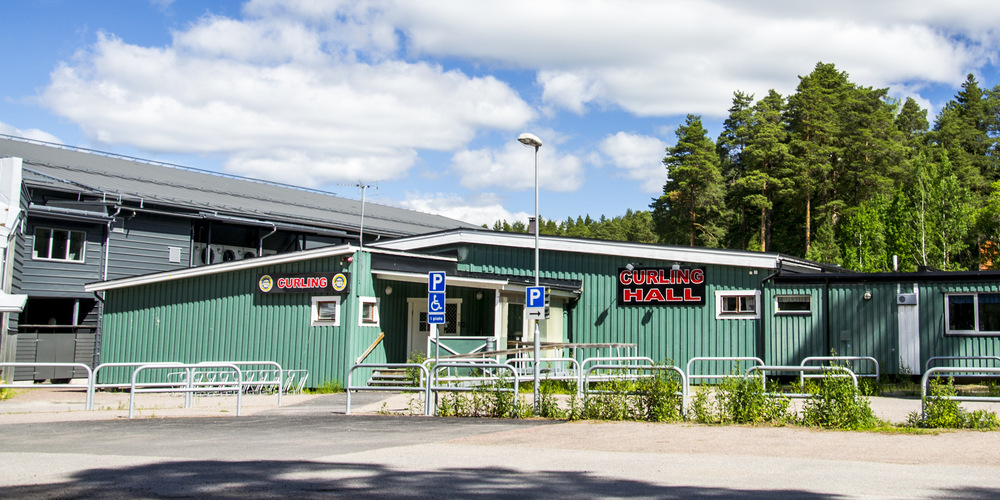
top-left (517, 132), bottom-right (542, 148)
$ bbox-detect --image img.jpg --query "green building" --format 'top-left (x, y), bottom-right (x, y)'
top-left (86, 229), bottom-right (1000, 386)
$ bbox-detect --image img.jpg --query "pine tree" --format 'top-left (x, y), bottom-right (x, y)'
top-left (651, 115), bottom-right (728, 247)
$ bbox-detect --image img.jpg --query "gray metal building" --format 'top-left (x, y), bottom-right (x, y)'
top-left (0, 135), bottom-right (477, 381)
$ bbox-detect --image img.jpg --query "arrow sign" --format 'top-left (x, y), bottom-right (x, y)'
top-left (526, 286), bottom-right (546, 319)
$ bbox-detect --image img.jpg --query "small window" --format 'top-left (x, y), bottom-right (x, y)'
top-left (358, 297), bottom-right (379, 327)
top-left (311, 296), bottom-right (341, 327)
top-left (946, 293), bottom-right (1000, 335)
top-left (716, 290), bottom-right (760, 319)
top-left (33, 227), bottom-right (86, 262)
top-left (776, 295), bottom-right (811, 315)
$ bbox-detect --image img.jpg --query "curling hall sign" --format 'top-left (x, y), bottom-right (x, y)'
top-left (617, 267), bottom-right (706, 305)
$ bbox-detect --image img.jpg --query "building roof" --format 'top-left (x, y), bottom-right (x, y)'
top-left (0, 135), bottom-right (479, 238)
top-left (373, 228), bottom-right (842, 273)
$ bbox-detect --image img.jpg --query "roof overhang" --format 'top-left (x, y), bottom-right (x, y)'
top-left (373, 269), bottom-right (581, 298)
top-left (374, 229), bottom-right (834, 273)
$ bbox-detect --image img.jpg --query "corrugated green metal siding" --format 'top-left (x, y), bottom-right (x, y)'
top-left (100, 253), bottom-right (361, 387)
top-left (462, 245), bottom-right (765, 367)
top-left (762, 285), bottom-right (824, 366)
top-left (919, 281), bottom-right (1000, 367)
top-left (826, 283), bottom-right (900, 373)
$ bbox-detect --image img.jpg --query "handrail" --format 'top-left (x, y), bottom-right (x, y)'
top-left (356, 332), bottom-right (386, 364)
top-left (504, 357), bottom-right (582, 394)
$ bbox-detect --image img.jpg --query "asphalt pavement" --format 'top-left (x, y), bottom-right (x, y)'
top-left (1, 389), bottom-right (1000, 499)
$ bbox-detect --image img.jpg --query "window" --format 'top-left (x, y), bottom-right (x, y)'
top-left (715, 290), bottom-right (760, 319)
top-left (33, 227), bottom-right (85, 262)
top-left (946, 293), bottom-right (1000, 335)
top-left (358, 297), bottom-right (379, 327)
top-left (311, 296), bottom-right (341, 327)
top-left (775, 295), bottom-right (811, 315)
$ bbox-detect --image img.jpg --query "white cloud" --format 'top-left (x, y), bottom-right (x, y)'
top-left (598, 132), bottom-right (667, 194)
top-left (0, 122), bottom-right (62, 144)
top-left (399, 192), bottom-right (527, 227)
top-left (450, 139), bottom-right (584, 192)
top-left (389, 0), bottom-right (1000, 117)
top-left (40, 15), bottom-right (534, 186)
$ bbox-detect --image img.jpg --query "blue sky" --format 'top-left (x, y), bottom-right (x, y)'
top-left (3, 1), bottom-right (1000, 227)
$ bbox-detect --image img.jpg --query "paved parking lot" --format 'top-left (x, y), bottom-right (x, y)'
top-left (1, 388), bottom-right (1000, 498)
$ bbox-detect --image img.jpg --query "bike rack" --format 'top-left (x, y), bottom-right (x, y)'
top-left (129, 363), bottom-right (243, 418)
top-left (430, 362), bottom-right (520, 417)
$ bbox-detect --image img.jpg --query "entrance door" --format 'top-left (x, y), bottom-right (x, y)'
top-left (898, 284), bottom-right (920, 374)
top-left (407, 298), bottom-right (461, 356)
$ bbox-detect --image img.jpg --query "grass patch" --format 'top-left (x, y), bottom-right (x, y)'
top-left (307, 379), bottom-right (343, 394)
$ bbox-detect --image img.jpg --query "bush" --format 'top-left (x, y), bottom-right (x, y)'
top-left (910, 377), bottom-right (1000, 429)
top-left (582, 368), bottom-right (684, 422)
top-left (800, 376), bottom-right (880, 430)
top-left (436, 378), bottom-right (529, 418)
top-left (690, 374), bottom-right (792, 425)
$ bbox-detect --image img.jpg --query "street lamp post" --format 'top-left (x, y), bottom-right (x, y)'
top-left (517, 132), bottom-right (542, 413)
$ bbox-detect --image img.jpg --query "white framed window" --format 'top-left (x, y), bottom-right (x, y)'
top-left (33, 227), bottom-right (86, 263)
top-left (775, 295), bottom-right (811, 315)
top-left (311, 296), bottom-right (342, 327)
top-left (715, 290), bottom-right (760, 319)
top-left (945, 293), bottom-right (1000, 335)
top-left (358, 297), bottom-right (380, 327)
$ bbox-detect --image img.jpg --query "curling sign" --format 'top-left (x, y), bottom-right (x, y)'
top-left (617, 267), bottom-right (706, 305)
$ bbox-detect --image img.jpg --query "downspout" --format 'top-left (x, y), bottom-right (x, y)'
top-left (96, 205), bottom-right (122, 368)
top-left (824, 276), bottom-right (831, 356)
top-left (258, 223), bottom-right (277, 255)
top-left (757, 260), bottom-right (782, 362)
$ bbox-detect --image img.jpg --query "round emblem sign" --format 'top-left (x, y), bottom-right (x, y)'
top-left (258, 275), bottom-right (273, 293)
top-left (332, 273), bottom-right (348, 292)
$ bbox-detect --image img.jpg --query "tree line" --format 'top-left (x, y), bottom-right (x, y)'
top-left (492, 62), bottom-right (1000, 272)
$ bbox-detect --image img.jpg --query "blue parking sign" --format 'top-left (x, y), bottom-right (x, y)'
top-left (428, 271), bottom-right (446, 293)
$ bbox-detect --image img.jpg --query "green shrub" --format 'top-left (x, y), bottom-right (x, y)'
top-left (690, 374), bottom-right (792, 425)
top-left (436, 378), bottom-right (529, 418)
top-left (801, 376), bottom-right (880, 430)
top-left (308, 379), bottom-right (343, 394)
top-left (582, 368), bottom-right (683, 422)
top-left (911, 377), bottom-right (1000, 429)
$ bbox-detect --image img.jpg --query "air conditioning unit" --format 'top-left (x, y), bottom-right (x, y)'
top-left (193, 244), bottom-right (224, 266)
top-left (897, 293), bottom-right (917, 305)
top-left (220, 246), bottom-right (259, 262)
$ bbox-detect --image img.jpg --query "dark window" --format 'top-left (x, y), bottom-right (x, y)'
top-left (33, 227), bottom-right (85, 262)
top-left (776, 295), bottom-right (811, 315)
top-left (947, 293), bottom-right (1000, 335)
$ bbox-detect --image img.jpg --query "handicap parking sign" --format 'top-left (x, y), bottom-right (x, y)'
top-left (428, 271), bottom-right (446, 324)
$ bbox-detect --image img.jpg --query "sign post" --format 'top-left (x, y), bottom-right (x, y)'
top-left (428, 272), bottom-right (446, 364)
top-left (526, 285), bottom-right (547, 412)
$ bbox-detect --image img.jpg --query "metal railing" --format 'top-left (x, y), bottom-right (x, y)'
top-left (746, 365), bottom-right (858, 398)
top-left (128, 363), bottom-right (244, 418)
top-left (346, 363), bottom-right (431, 416)
top-left (583, 364), bottom-right (688, 415)
top-left (921, 366), bottom-right (1000, 419)
top-left (504, 357), bottom-right (582, 392)
top-left (686, 356), bottom-right (765, 384)
top-left (924, 356), bottom-right (1000, 373)
top-left (799, 356), bottom-right (879, 387)
top-left (430, 362), bottom-right (520, 417)
top-left (0, 362), bottom-right (94, 409)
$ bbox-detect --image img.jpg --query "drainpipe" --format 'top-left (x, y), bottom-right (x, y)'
top-left (824, 277), bottom-right (832, 356)
top-left (95, 205), bottom-right (122, 368)
top-left (258, 223), bottom-right (277, 255)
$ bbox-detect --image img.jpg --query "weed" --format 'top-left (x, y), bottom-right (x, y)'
top-left (801, 376), bottom-right (881, 430)
top-left (307, 379), bottom-right (343, 394)
top-left (582, 368), bottom-right (684, 422)
top-left (0, 388), bottom-right (18, 401)
top-left (911, 377), bottom-right (1000, 429)
top-left (690, 374), bottom-right (792, 425)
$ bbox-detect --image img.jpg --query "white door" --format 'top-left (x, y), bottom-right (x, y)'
top-left (407, 298), bottom-right (461, 356)
top-left (897, 284), bottom-right (920, 374)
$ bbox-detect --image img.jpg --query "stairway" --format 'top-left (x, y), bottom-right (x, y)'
top-left (367, 368), bottom-right (419, 388)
